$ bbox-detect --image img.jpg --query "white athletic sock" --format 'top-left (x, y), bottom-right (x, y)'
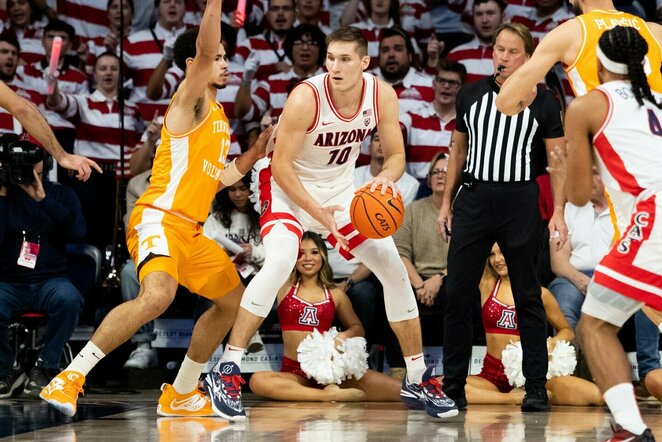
top-left (404, 353), bottom-right (426, 384)
top-left (604, 383), bottom-right (647, 435)
top-left (137, 342), bottom-right (151, 350)
top-left (65, 342), bottom-right (105, 376)
top-left (172, 356), bottom-right (205, 394)
top-left (220, 345), bottom-right (245, 368)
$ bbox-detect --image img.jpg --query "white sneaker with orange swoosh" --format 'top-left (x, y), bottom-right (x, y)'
top-left (157, 383), bottom-right (214, 417)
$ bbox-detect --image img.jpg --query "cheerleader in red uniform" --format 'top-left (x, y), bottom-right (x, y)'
top-left (249, 231), bottom-right (401, 402)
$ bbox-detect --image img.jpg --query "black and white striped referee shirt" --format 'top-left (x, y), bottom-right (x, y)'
top-left (455, 77), bottom-right (564, 182)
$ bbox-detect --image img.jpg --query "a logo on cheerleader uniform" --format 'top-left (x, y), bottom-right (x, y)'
top-left (617, 211), bottom-right (649, 254)
top-left (496, 310), bottom-right (518, 330)
top-left (298, 306), bottom-right (319, 327)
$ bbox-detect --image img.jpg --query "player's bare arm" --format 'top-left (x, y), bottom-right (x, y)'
top-left (564, 92), bottom-right (605, 206)
top-left (271, 84), bottom-right (349, 248)
top-left (165, 0), bottom-right (222, 135)
top-left (0, 81), bottom-right (101, 180)
top-left (364, 80), bottom-right (405, 196)
top-left (496, 19), bottom-right (581, 115)
top-left (437, 130), bottom-right (468, 242)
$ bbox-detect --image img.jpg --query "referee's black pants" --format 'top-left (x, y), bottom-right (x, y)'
top-left (442, 180), bottom-right (548, 398)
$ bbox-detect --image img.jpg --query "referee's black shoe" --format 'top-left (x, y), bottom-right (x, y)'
top-left (521, 387), bottom-right (550, 412)
top-left (441, 383), bottom-right (467, 410)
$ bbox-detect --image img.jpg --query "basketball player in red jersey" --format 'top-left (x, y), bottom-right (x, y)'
top-left (554, 26), bottom-right (662, 441)
top-left (495, 0), bottom-right (662, 115)
top-left (205, 26), bottom-right (458, 421)
top-left (41, 0), bottom-right (272, 418)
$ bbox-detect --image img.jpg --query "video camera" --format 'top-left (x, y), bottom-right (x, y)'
top-left (0, 133), bottom-right (43, 186)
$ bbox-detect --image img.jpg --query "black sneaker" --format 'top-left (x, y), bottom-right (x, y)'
top-left (0, 364), bottom-right (27, 398)
top-left (521, 387), bottom-right (551, 412)
top-left (24, 365), bottom-right (54, 397)
top-left (442, 383), bottom-right (468, 410)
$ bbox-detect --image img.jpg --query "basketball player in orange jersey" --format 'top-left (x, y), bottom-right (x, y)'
top-left (203, 26), bottom-right (458, 421)
top-left (40, 0), bottom-right (273, 418)
top-left (495, 0), bottom-right (662, 115)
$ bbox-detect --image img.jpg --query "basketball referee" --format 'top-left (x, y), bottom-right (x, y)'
top-left (438, 23), bottom-right (568, 411)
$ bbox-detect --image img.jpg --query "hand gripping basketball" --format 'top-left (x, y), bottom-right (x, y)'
top-left (350, 187), bottom-right (404, 239)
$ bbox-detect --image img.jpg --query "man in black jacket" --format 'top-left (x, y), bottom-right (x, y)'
top-left (0, 158), bottom-right (86, 397)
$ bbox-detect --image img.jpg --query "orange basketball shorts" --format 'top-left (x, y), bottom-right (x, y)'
top-left (126, 205), bottom-right (240, 299)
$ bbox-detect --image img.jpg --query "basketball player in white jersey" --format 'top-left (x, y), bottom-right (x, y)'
top-left (204, 26), bottom-right (458, 421)
top-left (555, 26), bottom-right (661, 441)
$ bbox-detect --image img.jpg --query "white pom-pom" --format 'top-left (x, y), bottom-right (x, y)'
top-left (547, 340), bottom-right (577, 378)
top-left (501, 341), bottom-right (525, 387)
top-left (338, 337), bottom-right (368, 380)
top-left (249, 157), bottom-right (270, 213)
top-left (297, 328), bottom-right (345, 385)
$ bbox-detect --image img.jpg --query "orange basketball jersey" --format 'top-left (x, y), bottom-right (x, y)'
top-left (136, 96), bottom-right (231, 223)
top-left (565, 9), bottom-right (662, 96)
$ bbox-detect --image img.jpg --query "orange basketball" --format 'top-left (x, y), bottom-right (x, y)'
top-left (350, 187), bottom-right (405, 239)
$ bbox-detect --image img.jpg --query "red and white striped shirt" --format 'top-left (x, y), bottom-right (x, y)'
top-left (0, 75), bottom-right (29, 135)
top-left (354, 18), bottom-right (395, 70)
top-left (400, 0), bottom-right (434, 48)
top-left (253, 67), bottom-right (325, 120)
top-left (52, 89), bottom-right (144, 178)
top-left (18, 60), bottom-right (88, 131)
top-left (401, 103), bottom-right (454, 179)
top-left (56, 0), bottom-right (109, 39)
top-left (460, 0), bottom-right (536, 33)
top-left (234, 31), bottom-right (291, 81)
top-left (447, 37), bottom-right (493, 84)
top-left (10, 26), bottom-right (45, 66)
top-left (378, 67), bottom-right (434, 116)
top-left (123, 23), bottom-right (188, 123)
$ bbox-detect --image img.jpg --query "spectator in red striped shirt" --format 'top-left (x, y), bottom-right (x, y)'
top-left (448, 0), bottom-right (505, 84)
top-left (235, 24), bottom-right (326, 125)
top-left (401, 59), bottom-right (465, 190)
top-left (4, 0), bottom-right (47, 66)
top-left (0, 33), bottom-right (28, 136)
top-left (46, 51), bottom-right (143, 249)
top-left (80, 0), bottom-right (134, 75)
top-left (341, 0), bottom-right (402, 69)
top-left (295, 0), bottom-right (332, 35)
top-left (18, 19), bottom-right (88, 159)
top-left (376, 27), bottom-right (433, 116)
top-left (234, 0), bottom-right (295, 81)
top-left (123, 0), bottom-right (187, 123)
top-left (55, 0), bottom-right (113, 41)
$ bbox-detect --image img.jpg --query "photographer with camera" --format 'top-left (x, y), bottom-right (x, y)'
top-left (0, 137), bottom-right (86, 398)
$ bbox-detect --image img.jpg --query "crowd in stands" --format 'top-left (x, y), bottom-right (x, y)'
top-left (1, 0), bottom-right (661, 401)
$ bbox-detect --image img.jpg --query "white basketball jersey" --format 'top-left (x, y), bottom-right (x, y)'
top-left (593, 81), bottom-right (662, 232)
top-left (268, 72), bottom-right (379, 189)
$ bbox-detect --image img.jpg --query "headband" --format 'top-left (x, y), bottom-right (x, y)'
top-left (596, 45), bottom-right (629, 75)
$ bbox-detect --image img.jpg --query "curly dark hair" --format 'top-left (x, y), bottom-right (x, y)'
top-left (599, 26), bottom-right (662, 109)
top-left (211, 174), bottom-right (260, 233)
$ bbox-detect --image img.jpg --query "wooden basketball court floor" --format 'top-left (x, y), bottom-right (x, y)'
top-left (3, 392), bottom-right (662, 441)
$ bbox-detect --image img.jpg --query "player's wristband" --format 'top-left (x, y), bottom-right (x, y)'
top-left (220, 159), bottom-right (245, 186)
